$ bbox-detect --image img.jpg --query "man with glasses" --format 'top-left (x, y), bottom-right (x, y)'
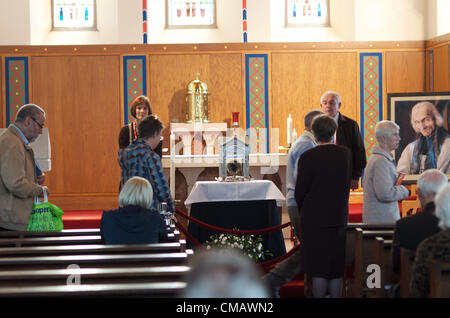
top-left (397, 101), bottom-right (450, 174)
top-left (0, 104), bottom-right (48, 230)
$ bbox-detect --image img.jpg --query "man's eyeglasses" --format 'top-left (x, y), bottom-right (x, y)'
top-left (31, 117), bottom-right (44, 129)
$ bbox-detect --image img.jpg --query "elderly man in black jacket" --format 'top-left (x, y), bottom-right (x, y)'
top-left (320, 91), bottom-right (367, 190)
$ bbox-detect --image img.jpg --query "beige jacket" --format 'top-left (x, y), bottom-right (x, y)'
top-left (0, 126), bottom-right (44, 230)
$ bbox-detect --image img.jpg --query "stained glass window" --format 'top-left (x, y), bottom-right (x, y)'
top-left (286, 0), bottom-right (329, 26)
top-left (52, 0), bottom-right (96, 30)
top-left (166, 0), bottom-right (216, 28)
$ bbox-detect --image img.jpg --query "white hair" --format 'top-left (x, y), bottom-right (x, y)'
top-left (118, 176), bottom-right (153, 209)
top-left (375, 120), bottom-right (399, 141)
top-left (320, 91), bottom-right (341, 105)
top-left (411, 101), bottom-right (443, 127)
top-left (417, 169), bottom-right (448, 200)
top-left (17, 104), bottom-right (46, 116)
top-left (435, 184), bottom-right (450, 230)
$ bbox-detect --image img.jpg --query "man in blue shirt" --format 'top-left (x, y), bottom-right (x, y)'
top-left (263, 109), bottom-right (323, 297)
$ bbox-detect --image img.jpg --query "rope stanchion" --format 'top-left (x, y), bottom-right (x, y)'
top-left (174, 207), bottom-right (297, 269)
top-left (175, 208), bottom-right (291, 235)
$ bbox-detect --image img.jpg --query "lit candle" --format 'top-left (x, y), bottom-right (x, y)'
top-left (170, 132), bottom-right (175, 199)
top-left (287, 114), bottom-right (293, 145)
top-left (292, 128), bottom-right (298, 143)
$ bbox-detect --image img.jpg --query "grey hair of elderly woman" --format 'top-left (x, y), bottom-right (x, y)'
top-left (375, 120), bottom-right (400, 141)
top-left (435, 184), bottom-right (450, 230)
top-left (118, 176), bottom-right (153, 209)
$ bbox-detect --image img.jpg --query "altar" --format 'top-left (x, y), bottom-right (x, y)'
top-left (184, 180), bottom-right (287, 260)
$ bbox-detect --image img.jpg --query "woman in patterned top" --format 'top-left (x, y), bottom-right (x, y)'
top-left (410, 184), bottom-right (450, 297)
top-left (118, 95), bottom-right (162, 157)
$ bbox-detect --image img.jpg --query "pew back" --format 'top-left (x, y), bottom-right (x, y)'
top-left (0, 252), bottom-right (190, 270)
top-left (352, 228), bottom-right (394, 297)
top-left (0, 266), bottom-right (191, 287)
top-left (0, 282), bottom-right (187, 298)
top-left (400, 247), bottom-right (416, 298)
top-left (429, 261), bottom-right (450, 298)
top-left (374, 237), bottom-right (397, 298)
top-left (0, 240), bottom-right (186, 257)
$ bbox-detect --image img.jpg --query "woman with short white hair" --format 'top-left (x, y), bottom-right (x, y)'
top-left (363, 120), bottom-right (410, 223)
top-left (100, 176), bottom-right (168, 244)
top-left (410, 184), bottom-right (450, 297)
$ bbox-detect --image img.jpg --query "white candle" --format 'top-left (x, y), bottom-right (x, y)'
top-left (287, 114), bottom-right (293, 145)
top-left (170, 132), bottom-right (175, 199)
top-left (292, 128), bottom-right (298, 143)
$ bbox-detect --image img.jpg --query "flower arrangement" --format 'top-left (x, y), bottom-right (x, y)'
top-left (206, 230), bottom-right (272, 262)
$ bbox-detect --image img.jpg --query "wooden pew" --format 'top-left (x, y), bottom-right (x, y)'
top-left (345, 223), bottom-right (395, 268)
top-left (0, 224), bottom-right (176, 239)
top-left (400, 247), bottom-right (416, 298)
top-left (429, 260), bottom-right (450, 298)
top-left (374, 237), bottom-right (397, 298)
top-left (352, 228), bottom-right (394, 297)
top-left (344, 224), bottom-right (395, 297)
top-left (0, 229), bottom-right (101, 238)
top-left (0, 281), bottom-right (187, 297)
top-left (0, 251), bottom-right (192, 271)
top-left (0, 230), bottom-right (181, 247)
top-left (0, 235), bottom-right (103, 247)
top-left (0, 240), bottom-right (187, 257)
top-left (0, 265), bottom-right (191, 287)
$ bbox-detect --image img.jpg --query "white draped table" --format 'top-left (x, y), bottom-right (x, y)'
top-left (185, 180), bottom-right (287, 259)
top-left (185, 180), bottom-right (285, 207)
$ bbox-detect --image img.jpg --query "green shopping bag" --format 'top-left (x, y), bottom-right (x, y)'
top-left (27, 188), bottom-right (64, 231)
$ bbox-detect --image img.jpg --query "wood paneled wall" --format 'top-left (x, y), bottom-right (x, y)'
top-left (427, 33), bottom-right (450, 92)
top-left (149, 53), bottom-right (243, 145)
top-left (385, 51), bottom-right (426, 93)
top-left (271, 52), bottom-right (358, 138)
top-left (1, 38), bottom-right (448, 211)
top-left (433, 44), bottom-right (450, 92)
top-left (29, 55), bottom-right (121, 209)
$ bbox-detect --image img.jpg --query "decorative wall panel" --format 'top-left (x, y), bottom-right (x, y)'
top-left (360, 53), bottom-right (382, 158)
top-left (123, 55), bottom-right (147, 124)
top-left (5, 57), bottom-right (29, 125)
top-left (245, 54), bottom-right (269, 153)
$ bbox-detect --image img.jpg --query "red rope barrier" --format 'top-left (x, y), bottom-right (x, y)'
top-left (175, 215), bottom-right (301, 269)
top-left (258, 243), bottom-right (301, 268)
top-left (174, 208), bottom-right (291, 235)
top-left (174, 208), bottom-right (299, 268)
top-left (173, 219), bottom-right (202, 247)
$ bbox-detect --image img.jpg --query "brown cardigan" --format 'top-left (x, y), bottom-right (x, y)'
top-left (0, 126), bottom-right (44, 230)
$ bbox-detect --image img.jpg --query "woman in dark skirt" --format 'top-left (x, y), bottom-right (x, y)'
top-left (295, 114), bottom-right (352, 298)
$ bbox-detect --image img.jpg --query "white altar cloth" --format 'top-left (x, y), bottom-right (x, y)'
top-left (184, 180), bottom-right (285, 207)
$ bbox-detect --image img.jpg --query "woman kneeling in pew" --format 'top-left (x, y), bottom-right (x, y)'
top-left (101, 176), bottom-right (169, 244)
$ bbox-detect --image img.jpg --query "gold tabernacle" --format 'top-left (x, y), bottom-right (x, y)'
top-left (186, 73), bottom-right (210, 123)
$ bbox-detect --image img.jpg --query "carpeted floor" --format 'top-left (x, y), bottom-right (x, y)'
top-left (62, 203), bottom-right (364, 229)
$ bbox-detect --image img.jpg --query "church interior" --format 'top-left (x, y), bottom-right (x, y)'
top-left (0, 0), bottom-right (449, 300)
